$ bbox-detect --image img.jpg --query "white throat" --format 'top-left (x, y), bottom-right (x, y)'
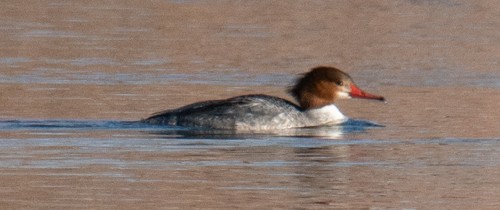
top-left (305, 104), bottom-right (347, 126)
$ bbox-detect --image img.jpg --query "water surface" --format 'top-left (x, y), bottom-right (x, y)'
top-left (1, 0), bottom-right (500, 209)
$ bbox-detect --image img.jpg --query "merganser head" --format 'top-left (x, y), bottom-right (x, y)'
top-left (289, 66), bottom-right (385, 109)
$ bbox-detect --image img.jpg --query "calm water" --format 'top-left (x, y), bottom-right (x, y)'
top-left (1, 0), bottom-right (500, 209)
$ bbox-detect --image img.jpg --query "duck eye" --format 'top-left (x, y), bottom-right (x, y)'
top-left (336, 81), bottom-right (343, 86)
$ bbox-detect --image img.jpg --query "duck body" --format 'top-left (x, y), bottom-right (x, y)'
top-left (143, 94), bottom-right (347, 130)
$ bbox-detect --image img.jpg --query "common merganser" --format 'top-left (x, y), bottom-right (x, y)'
top-left (142, 66), bottom-right (385, 130)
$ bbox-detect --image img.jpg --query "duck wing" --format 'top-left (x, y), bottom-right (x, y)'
top-left (142, 94), bottom-right (301, 129)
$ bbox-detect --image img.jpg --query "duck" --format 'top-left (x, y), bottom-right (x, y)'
top-left (142, 66), bottom-right (385, 130)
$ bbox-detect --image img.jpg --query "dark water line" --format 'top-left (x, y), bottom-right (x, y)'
top-left (0, 119), bottom-right (380, 131)
top-left (0, 120), bottom-right (153, 130)
top-left (0, 119), bottom-right (384, 140)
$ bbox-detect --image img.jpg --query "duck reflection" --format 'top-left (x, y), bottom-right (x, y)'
top-left (143, 119), bottom-right (382, 140)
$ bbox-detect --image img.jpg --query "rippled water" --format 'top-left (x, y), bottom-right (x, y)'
top-left (1, 0), bottom-right (500, 209)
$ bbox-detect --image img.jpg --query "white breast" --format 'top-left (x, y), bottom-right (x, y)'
top-left (305, 104), bottom-right (348, 126)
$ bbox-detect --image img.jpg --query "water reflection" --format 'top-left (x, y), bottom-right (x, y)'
top-left (0, 119), bottom-right (382, 140)
top-left (0, 119), bottom-right (498, 209)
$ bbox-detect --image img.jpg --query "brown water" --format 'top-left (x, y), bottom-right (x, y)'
top-left (1, 0), bottom-right (500, 209)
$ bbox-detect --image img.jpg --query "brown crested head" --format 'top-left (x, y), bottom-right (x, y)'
top-left (288, 66), bottom-right (385, 110)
